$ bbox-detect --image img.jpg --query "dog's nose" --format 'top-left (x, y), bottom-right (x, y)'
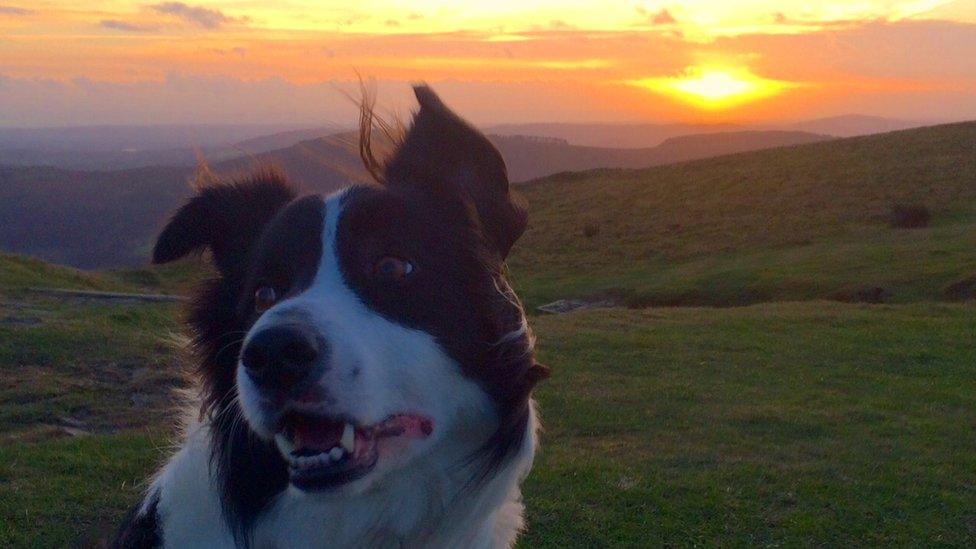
top-left (241, 326), bottom-right (320, 391)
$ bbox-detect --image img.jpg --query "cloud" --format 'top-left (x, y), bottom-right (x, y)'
top-left (0, 5), bottom-right (32, 15)
top-left (651, 9), bottom-right (677, 25)
top-left (100, 19), bottom-right (160, 32)
top-left (150, 2), bottom-right (248, 29)
top-left (211, 46), bottom-right (246, 58)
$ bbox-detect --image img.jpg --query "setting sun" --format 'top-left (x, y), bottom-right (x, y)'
top-left (629, 67), bottom-right (794, 110)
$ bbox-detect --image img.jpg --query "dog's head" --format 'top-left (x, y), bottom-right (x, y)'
top-left (153, 87), bottom-right (547, 511)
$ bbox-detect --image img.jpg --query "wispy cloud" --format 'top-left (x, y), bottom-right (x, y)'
top-left (150, 2), bottom-right (248, 29)
top-left (100, 19), bottom-right (160, 32)
top-left (0, 5), bottom-right (32, 16)
top-left (650, 9), bottom-right (677, 25)
top-left (635, 6), bottom-right (677, 26)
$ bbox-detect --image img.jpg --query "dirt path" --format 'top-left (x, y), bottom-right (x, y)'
top-left (25, 287), bottom-right (186, 303)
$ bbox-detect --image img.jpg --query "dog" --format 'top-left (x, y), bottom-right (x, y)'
top-left (112, 86), bottom-right (549, 548)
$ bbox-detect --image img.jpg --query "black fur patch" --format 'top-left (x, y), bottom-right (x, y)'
top-left (152, 174), bottom-right (325, 544)
top-left (153, 169), bottom-right (296, 278)
top-left (111, 490), bottom-right (161, 548)
top-left (338, 86), bottom-right (548, 475)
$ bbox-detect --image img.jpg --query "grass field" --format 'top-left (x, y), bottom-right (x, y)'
top-left (2, 123), bottom-right (975, 546)
top-left (2, 293), bottom-right (974, 546)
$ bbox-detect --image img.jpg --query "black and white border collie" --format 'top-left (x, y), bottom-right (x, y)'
top-left (113, 86), bottom-right (549, 548)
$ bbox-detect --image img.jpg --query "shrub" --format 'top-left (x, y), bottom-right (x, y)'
top-left (889, 204), bottom-right (930, 229)
top-left (830, 286), bottom-right (891, 304)
top-left (944, 275), bottom-right (976, 301)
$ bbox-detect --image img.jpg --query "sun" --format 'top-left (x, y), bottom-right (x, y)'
top-left (629, 66), bottom-right (792, 109)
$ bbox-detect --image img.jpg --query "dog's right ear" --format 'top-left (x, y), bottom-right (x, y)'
top-left (153, 171), bottom-right (296, 277)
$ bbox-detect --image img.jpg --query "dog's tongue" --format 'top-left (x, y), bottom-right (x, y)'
top-left (291, 418), bottom-right (343, 451)
top-left (375, 415), bottom-right (433, 439)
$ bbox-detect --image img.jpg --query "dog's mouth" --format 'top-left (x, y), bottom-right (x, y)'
top-left (274, 411), bottom-right (433, 490)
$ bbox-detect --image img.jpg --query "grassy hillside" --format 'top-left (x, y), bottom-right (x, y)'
top-left (511, 121), bottom-right (976, 308)
top-left (492, 131), bottom-right (829, 181)
top-left (0, 253), bottom-right (136, 293)
top-left (523, 303), bottom-right (976, 546)
top-left (2, 293), bottom-right (974, 546)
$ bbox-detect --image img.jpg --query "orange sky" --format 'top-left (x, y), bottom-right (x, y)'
top-left (1, 1), bottom-right (974, 126)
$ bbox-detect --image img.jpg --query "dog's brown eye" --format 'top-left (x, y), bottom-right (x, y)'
top-left (254, 286), bottom-right (277, 312)
top-left (374, 256), bottom-right (413, 282)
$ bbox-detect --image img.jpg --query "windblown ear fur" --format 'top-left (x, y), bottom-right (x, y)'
top-left (153, 170), bottom-right (296, 276)
top-left (384, 85), bottom-right (528, 258)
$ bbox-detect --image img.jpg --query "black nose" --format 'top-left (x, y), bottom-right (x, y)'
top-left (241, 326), bottom-right (320, 391)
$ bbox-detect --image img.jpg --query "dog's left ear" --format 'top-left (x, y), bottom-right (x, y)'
top-left (152, 172), bottom-right (296, 277)
top-left (384, 85), bottom-right (527, 258)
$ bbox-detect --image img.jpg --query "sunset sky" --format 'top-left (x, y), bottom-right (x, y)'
top-left (1, 1), bottom-right (975, 126)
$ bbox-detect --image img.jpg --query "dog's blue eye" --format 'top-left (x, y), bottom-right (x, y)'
top-left (254, 286), bottom-right (277, 312)
top-left (374, 256), bottom-right (413, 282)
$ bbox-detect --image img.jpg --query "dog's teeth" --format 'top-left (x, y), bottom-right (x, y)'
top-left (275, 434), bottom-right (295, 456)
top-left (329, 447), bottom-right (344, 461)
top-left (341, 423), bottom-right (355, 453)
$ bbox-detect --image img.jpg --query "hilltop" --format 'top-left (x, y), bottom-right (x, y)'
top-left (487, 114), bottom-right (940, 148)
top-left (510, 121), bottom-right (976, 308)
top-left (219, 129), bottom-right (828, 188)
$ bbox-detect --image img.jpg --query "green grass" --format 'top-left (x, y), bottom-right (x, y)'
top-left (521, 302), bottom-right (976, 547)
top-left (513, 218), bottom-right (976, 309)
top-left (105, 257), bottom-right (212, 295)
top-left (511, 122), bottom-right (976, 308)
top-left (2, 299), bottom-right (974, 546)
top-left (0, 431), bottom-right (171, 547)
top-left (0, 298), bottom-right (184, 434)
top-left (0, 253), bottom-right (136, 294)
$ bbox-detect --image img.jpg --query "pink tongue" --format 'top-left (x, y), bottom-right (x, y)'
top-left (377, 415), bottom-right (433, 439)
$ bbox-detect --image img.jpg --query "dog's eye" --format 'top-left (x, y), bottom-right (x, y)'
top-left (254, 286), bottom-right (277, 312)
top-left (373, 256), bottom-right (413, 282)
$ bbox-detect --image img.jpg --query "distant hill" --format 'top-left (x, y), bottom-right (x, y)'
top-left (0, 124), bottom-right (319, 152)
top-left (489, 115), bottom-right (946, 148)
top-left (0, 165), bottom-right (191, 268)
top-left (491, 131), bottom-right (830, 181)
top-left (0, 147), bottom-right (231, 172)
top-left (232, 127), bottom-right (344, 154)
top-left (781, 114), bottom-right (942, 138)
top-left (510, 121), bottom-right (976, 308)
top-left (0, 123), bottom-right (968, 270)
top-left (0, 125), bottom-right (342, 172)
top-left (212, 133), bottom-right (370, 192)
top-left (223, 129), bottom-right (830, 186)
top-left (0, 115), bottom-right (940, 172)
top-left (487, 122), bottom-right (746, 149)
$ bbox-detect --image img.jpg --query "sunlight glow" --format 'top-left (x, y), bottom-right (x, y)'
top-left (629, 67), bottom-right (795, 109)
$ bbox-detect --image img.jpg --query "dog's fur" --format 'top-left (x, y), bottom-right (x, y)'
top-left (112, 86), bottom-right (548, 548)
